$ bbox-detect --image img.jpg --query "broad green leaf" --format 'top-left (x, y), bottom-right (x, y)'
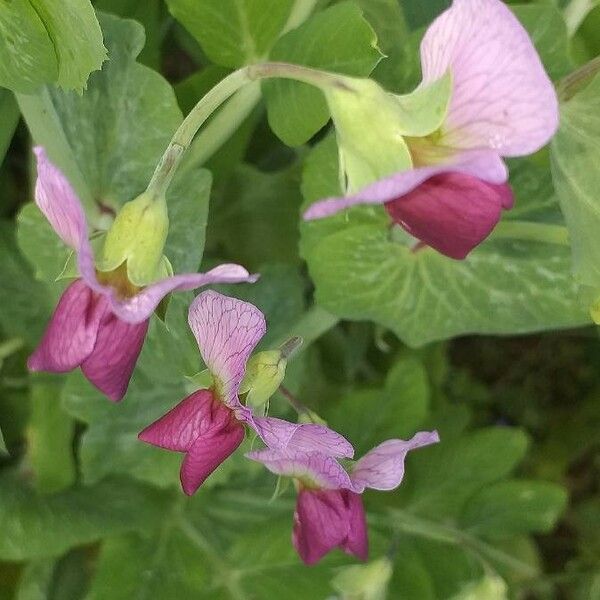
top-left (0, 89), bottom-right (19, 165)
top-left (459, 480), bottom-right (568, 538)
top-left (27, 381), bottom-right (75, 494)
top-left (167, 0), bottom-right (294, 67)
top-left (401, 0), bottom-right (448, 29)
top-left (0, 0), bottom-right (105, 93)
top-left (264, 1), bottom-right (382, 146)
top-left (301, 136), bottom-right (588, 346)
top-left (0, 473), bottom-right (170, 560)
top-left (551, 73), bottom-right (600, 314)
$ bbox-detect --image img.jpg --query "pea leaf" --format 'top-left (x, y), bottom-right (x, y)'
top-left (301, 136), bottom-right (588, 347)
top-left (0, 0), bottom-right (106, 93)
top-left (167, 0), bottom-right (294, 67)
top-left (264, 1), bottom-right (383, 146)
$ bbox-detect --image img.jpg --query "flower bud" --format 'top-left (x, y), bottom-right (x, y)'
top-left (331, 557), bottom-right (392, 600)
top-left (323, 73), bottom-right (452, 192)
top-left (98, 191), bottom-right (169, 286)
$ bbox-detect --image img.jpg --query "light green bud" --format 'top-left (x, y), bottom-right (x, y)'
top-left (324, 72), bottom-right (452, 192)
top-left (239, 350), bottom-right (287, 408)
top-left (331, 557), bottom-right (393, 600)
top-left (97, 191), bottom-right (169, 286)
top-left (450, 575), bottom-right (508, 600)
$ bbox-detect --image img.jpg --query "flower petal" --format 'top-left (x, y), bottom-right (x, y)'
top-left (180, 421), bottom-right (245, 495)
top-left (293, 488), bottom-right (352, 565)
top-left (138, 389), bottom-right (224, 452)
top-left (420, 0), bottom-right (558, 156)
top-left (188, 290), bottom-right (266, 407)
top-left (341, 490), bottom-right (368, 561)
top-left (303, 150), bottom-right (507, 220)
top-left (250, 416), bottom-right (354, 458)
top-left (80, 313), bottom-right (149, 402)
top-left (28, 279), bottom-right (106, 373)
top-left (33, 147), bottom-right (88, 249)
top-left (385, 174), bottom-right (514, 259)
top-left (350, 431), bottom-right (440, 493)
top-left (246, 448), bottom-right (352, 490)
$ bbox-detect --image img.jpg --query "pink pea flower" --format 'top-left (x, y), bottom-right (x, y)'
top-left (246, 430), bottom-right (440, 565)
top-left (304, 0), bottom-right (559, 259)
top-left (139, 291), bottom-right (354, 495)
top-left (28, 148), bottom-right (257, 401)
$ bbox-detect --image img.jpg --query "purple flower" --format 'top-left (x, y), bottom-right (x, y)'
top-left (139, 291), bottom-right (353, 495)
top-left (304, 0), bottom-right (558, 259)
top-left (28, 148), bottom-right (257, 401)
top-left (246, 430), bottom-right (440, 565)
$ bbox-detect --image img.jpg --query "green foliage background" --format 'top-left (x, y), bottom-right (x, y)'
top-left (0, 0), bottom-right (599, 598)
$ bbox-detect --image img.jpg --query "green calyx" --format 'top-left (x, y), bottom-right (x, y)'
top-left (331, 557), bottom-right (393, 600)
top-left (323, 72), bottom-right (452, 192)
top-left (97, 191), bottom-right (169, 286)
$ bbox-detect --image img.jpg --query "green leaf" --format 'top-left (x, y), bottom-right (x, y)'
top-left (551, 73), bottom-right (600, 311)
top-left (459, 480), bottom-right (568, 538)
top-left (0, 89), bottom-right (19, 166)
top-left (0, 473), bottom-right (170, 560)
top-left (167, 0), bottom-right (294, 67)
top-left (264, 1), bottom-right (382, 146)
top-left (301, 137), bottom-right (588, 346)
top-left (0, 0), bottom-right (106, 93)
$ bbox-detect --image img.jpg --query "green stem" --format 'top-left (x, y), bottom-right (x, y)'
top-left (490, 221), bottom-right (570, 246)
top-left (558, 55), bottom-right (600, 101)
top-left (564, 0), bottom-right (596, 36)
top-left (273, 305), bottom-right (340, 354)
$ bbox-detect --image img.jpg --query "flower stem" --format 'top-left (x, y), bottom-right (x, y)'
top-left (558, 55), bottom-right (600, 101)
top-left (490, 221), bottom-right (570, 246)
top-left (564, 0), bottom-right (596, 36)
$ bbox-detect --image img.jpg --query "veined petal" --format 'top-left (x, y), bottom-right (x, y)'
top-left (341, 490), bottom-right (368, 561)
top-left (28, 279), bottom-right (106, 373)
top-left (246, 448), bottom-right (352, 490)
top-left (33, 147), bottom-right (88, 249)
top-left (350, 431), bottom-right (440, 493)
top-left (385, 174), bottom-right (514, 259)
top-left (303, 150), bottom-right (507, 220)
top-left (81, 313), bottom-right (149, 402)
top-left (420, 0), bottom-right (558, 156)
top-left (188, 291), bottom-right (266, 408)
top-left (138, 389), bottom-right (226, 452)
top-left (250, 416), bottom-right (354, 458)
top-left (180, 422), bottom-right (244, 495)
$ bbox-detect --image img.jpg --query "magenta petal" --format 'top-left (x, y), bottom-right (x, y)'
top-left (33, 147), bottom-right (88, 249)
top-left (250, 417), bottom-right (354, 458)
top-left (385, 175), bottom-right (514, 259)
top-left (341, 490), bottom-right (368, 561)
top-left (303, 150), bottom-right (507, 220)
top-left (80, 313), bottom-right (149, 402)
top-left (28, 279), bottom-right (106, 373)
top-left (351, 431), bottom-right (440, 493)
top-left (188, 290), bottom-right (266, 407)
top-left (138, 389), bottom-right (220, 452)
top-left (293, 488), bottom-right (354, 565)
top-left (420, 0), bottom-right (558, 156)
top-left (180, 422), bottom-right (244, 495)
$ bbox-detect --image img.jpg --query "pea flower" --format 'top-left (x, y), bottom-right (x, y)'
top-left (139, 290), bottom-right (354, 495)
top-left (304, 0), bottom-right (558, 259)
top-left (246, 431), bottom-right (440, 565)
top-left (28, 148), bottom-right (257, 401)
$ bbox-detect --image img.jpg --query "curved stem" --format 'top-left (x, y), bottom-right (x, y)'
top-left (490, 221), bottom-right (570, 246)
top-left (564, 0), bottom-right (596, 36)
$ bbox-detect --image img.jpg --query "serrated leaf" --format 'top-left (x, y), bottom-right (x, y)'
top-left (167, 0), bottom-right (293, 68)
top-left (264, 1), bottom-right (382, 146)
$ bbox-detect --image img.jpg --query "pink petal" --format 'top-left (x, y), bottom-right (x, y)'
top-left (33, 147), bottom-right (88, 249)
top-left (28, 279), bottom-right (106, 373)
top-left (384, 174), bottom-right (514, 259)
top-left (188, 291), bottom-right (266, 407)
top-left (245, 448), bottom-right (352, 490)
top-left (420, 0), bottom-right (558, 156)
top-left (350, 431), bottom-right (440, 493)
top-left (80, 313), bottom-right (149, 402)
top-left (293, 488), bottom-right (356, 565)
top-left (303, 150), bottom-right (507, 220)
top-left (180, 421), bottom-right (244, 495)
top-left (250, 416), bottom-right (354, 458)
top-left (341, 490), bottom-right (368, 561)
top-left (139, 389), bottom-right (224, 452)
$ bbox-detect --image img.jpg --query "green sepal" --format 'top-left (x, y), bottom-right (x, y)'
top-left (97, 191), bottom-right (169, 286)
top-left (239, 350), bottom-right (287, 409)
top-left (331, 557), bottom-right (393, 600)
top-left (185, 369), bottom-right (214, 390)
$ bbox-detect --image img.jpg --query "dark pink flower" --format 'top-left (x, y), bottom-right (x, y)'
top-left (28, 148), bottom-right (257, 401)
